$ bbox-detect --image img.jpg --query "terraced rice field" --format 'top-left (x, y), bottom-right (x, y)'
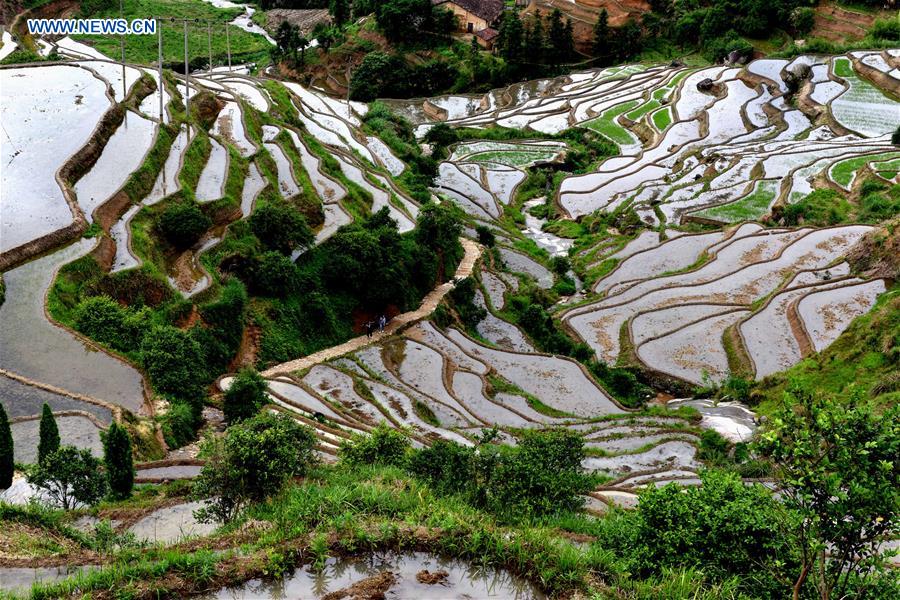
top-left (1, 40), bottom-right (892, 516)
top-left (399, 52), bottom-right (897, 225)
top-left (563, 225), bottom-right (881, 385)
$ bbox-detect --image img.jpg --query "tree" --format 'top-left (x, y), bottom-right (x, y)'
top-left (193, 412), bottom-right (317, 523)
top-left (497, 10), bottom-right (524, 64)
top-left (592, 9), bottom-right (609, 59)
top-left (223, 367), bottom-right (268, 425)
top-left (249, 202), bottom-right (314, 255)
top-left (103, 422), bottom-right (133, 500)
top-left (158, 202), bottom-right (211, 249)
top-left (0, 403), bottom-right (12, 489)
top-left (140, 325), bottom-right (207, 402)
top-left (757, 388), bottom-right (900, 600)
top-left (547, 8), bottom-right (569, 66)
top-left (329, 0), bottom-right (350, 26)
top-left (297, 36), bottom-right (310, 66)
top-left (790, 7), bottom-right (815, 36)
top-left (27, 446), bottom-right (108, 510)
top-left (375, 0), bottom-right (447, 46)
top-left (892, 124), bottom-right (900, 146)
top-left (611, 20), bottom-right (643, 62)
top-left (349, 51), bottom-right (409, 101)
top-left (423, 122), bottom-right (458, 151)
top-left (38, 404), bottom-right (59, 464)
top-left (275, 21), bottom-right (300, 63)
top-left (525, 10), bottom-right (546, 60)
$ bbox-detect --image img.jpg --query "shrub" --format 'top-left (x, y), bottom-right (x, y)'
top-left (598, 470), bottom-right (792, 596)
top-left (0, 404), bottom-right (12, 489)
top-left (249, 202), bottom-right (314, 255)
top-left (423, 122), bottom-right (458, 151)
top-left (161, 401), bottom-right (199, 449)
top-left (27, 446), bottom-right (108, 510)
top-left (697, 429), bottom-right (730, 465)
top-left (223, 368), bottom-right (268, 425)
top-left (790, 7), bottom-right (815, 35)
top-left (339, 422), bottom-right (410, 467)
top-left (158, 202), bottom-right (211, 249)
top-left (893, 125), bottom-right (900, 146)
top-left (193, 412), bottom-right (317, 523)
top-left (447, 277), bottom-right (486, 329)
top-left (140, 325), bottom-right (207, 402)
top-left (482, 429), bottom-right (589, 518)
top-left (408, 439), bottom-right (475, 496)
top-left (253, 251), bottom-right (299, 297)
top-left (38, 404), bottom-right (60, 464)
top-left (74, 295), bottom-right (149, 352)
top-left (102, 422), bottom-right (134, 500)
top-left (475, 225), bottom-right (495, 247)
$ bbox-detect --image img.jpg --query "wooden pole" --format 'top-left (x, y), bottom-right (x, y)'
top-left (183, 20), bottom-right (189, 117)
top-left (157, 19), bottom-right (164, 122)
top-left (207, 22), bottom-right (212, 72)
top-left (225, 24), bottom-right (231, 71)
top-left (119, 0), bottom-right (126, 100)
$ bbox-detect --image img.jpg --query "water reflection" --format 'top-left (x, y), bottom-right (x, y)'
top-left (203, 551), bottom-right (544, 600)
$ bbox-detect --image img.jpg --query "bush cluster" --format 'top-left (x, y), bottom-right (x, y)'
top-left (340, 425), bottom-right (590, 520)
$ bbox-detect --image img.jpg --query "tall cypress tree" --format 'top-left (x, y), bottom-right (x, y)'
top-left (0, 403), bottom-right (13, 489)
top-left (103, 422), bottom-right (134, 500)
top-left (37, 403), bottom-right (59, 464)
top-left (592, 8), bottom-right (610, 60)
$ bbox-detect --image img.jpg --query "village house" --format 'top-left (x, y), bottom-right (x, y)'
top-left (432, 0), bottom-right (505, 34)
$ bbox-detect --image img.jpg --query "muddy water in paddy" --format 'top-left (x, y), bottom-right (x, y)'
top-left (200, 551), bottom-right (544, 599)
top-left (0, 565), bottom-right (97, 595)
top-left (0, 240), bottom-right (146, 413)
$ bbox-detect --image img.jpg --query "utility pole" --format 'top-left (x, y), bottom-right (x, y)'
top-left (157, 19), bottom-right (164, 122)
top-left (225, 24), bottom-right (231, 72)
top-left (183, 20), bottom-right (189, 117)
top-left (207, 22), bottom-right (212, 72)
top-left (119, 0), bottom-right (126, 100)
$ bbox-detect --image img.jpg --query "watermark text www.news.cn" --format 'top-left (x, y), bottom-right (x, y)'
top-left (27, 19), bottom-right (157, 36)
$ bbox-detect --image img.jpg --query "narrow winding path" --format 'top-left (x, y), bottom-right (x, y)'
top-left (262, 238), bottom-right (482, 376)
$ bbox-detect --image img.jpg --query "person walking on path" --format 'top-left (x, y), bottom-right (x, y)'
top-left (365, 320), bottom-right (373, 338)
top-left (378, 315), bottom-right (386, 332)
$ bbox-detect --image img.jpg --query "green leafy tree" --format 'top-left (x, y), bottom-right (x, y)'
top-left (38, 404), bottom-right (59, 464)
top-left (329, 0), bottom-right (350, 26)
top-left (423, 122), bottom-right (458, 152)
top-left (375, 0), bottom-right (448, 45)
top-left (249, 202), bottom-right (314, 255)
top-left (790, 7), bottom-right (815, 35)
top-left (27, 446), bottom-right (108, 510)
top-left (103, 422), bottom-right (134, 500)
top-left (349, 51), bottom-right (408, 101)
top-left (223, 367), bottom-right (268, 425)
top-left (0, 403), bottom-right (12, 489)
top-left (757, 388), bottom-right (899, 600)
top-left (592, 8), bottom-right (609, 59)
top-left (158, 202), bottom-right (211, 249)
top-left (193, 412), bottom-right (317, 523)
top-left (140, 325), bottom-right (207, 402)
top-left (275, 21), bottom-right (300, 63)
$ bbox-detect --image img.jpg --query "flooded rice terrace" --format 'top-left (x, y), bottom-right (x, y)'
top-left (201, 552), bottom-right (544, 600)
